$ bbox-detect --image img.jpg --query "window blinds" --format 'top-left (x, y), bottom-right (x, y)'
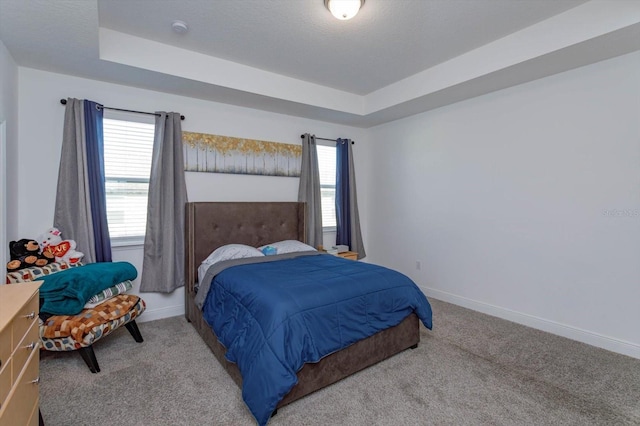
top-left (103, 118), bottom-right (155, 241)
top-left (316, 144), bottom-right (337, 228)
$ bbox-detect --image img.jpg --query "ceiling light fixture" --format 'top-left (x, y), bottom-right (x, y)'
top-left (324, 0), bottom-right (365, 20)
top-left (171, 20), bottom-right (189, 34)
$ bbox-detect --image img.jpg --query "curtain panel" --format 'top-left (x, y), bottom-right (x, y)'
top-left (83, 101), bottom-right (112, 262)
top-left (54, 98), bottom-right (112, 264)
top-left (140, 112), bottom-right (187, 293)
top-left (298, 133), bottom-right (323, 248)
top-left (335, 138), bottom-right (365, 259)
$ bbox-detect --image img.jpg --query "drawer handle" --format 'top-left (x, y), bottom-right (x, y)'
top-left (31, 377), bottom-right (40, 385)
top-left (23, 342), bottom-right (37, 351)
top-left (23, 311), bottom-right (36, 320)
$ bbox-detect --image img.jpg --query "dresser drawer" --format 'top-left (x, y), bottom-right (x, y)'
top-left (0, 349), bottom-right (39, 426)
top-left (26, 402), bottom-right (39, 426)
top-left (13, 294), bottom-right (39, 348)
top-left (0, 326), bottom-right (10, 371)
top-left (0, 359), bottom-right (11, 410)
top-left (12, 320), bottom-right (39, 383)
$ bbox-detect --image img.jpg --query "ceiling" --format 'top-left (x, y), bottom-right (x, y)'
top-left (1, 0), bottom-right (639, 127)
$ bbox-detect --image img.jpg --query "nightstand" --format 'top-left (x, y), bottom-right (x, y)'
top-left (337, 251), bottom-right (358, 261)
top-left (317, 246), bottom-right (358, 261)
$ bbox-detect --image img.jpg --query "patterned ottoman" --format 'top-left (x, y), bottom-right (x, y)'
top-left (40, 294), bottom-right (146, 373)
top-left (6, 262), bottom-right (146, 374)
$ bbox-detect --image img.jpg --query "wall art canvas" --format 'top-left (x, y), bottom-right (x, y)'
top-left (183, 132), bottom-right (302, 177)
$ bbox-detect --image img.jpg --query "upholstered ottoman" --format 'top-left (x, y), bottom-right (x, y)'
top-left (7, 261), bottom-right (146, 373)
top-left (40, 294), bottom-right (146, 373)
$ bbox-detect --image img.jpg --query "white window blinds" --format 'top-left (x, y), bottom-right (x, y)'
top-left (103, 116), bottom-right (155, 243)
top-left (316, 144), bottom-right (337, 229)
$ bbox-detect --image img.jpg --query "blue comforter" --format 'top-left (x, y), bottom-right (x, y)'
top-left (202, 253), bottom-right (432, 425)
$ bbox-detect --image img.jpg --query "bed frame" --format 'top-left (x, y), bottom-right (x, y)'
top-left (184, 201), bottom-right (419, 411)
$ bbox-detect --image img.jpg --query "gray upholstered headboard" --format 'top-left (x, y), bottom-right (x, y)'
top-left (184, 202), bottom-right (307, 295)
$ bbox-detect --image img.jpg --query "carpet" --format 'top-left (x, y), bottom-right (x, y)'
top-left (39, 298), bottom-right (640, 425)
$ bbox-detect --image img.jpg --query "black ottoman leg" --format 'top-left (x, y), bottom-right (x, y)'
top-left (78, 346), bottom-right (100, 373)
top-left (125, 320), bottom-right (144, 343)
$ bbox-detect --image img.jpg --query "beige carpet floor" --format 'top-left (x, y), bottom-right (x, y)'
top-left (39, 298), bottom-right (640, 425)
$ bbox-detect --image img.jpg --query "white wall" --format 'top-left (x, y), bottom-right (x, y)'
top-left (15, 51), bottom-right (638, 359)
top-left (0, 40), bottom-right (18, 267)
top-left (16, 68), bottom-right (367, 320)
top-left (364, 51), bottom-right (640, 358)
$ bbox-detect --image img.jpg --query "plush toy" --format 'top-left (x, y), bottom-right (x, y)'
top-left (6, 239), bottom-right (53, 272)
top-left (38, 227), bottom-right (84, 265)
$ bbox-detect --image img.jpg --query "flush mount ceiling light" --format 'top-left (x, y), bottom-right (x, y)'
top-left (324, 0), bottom-right (365, 20)
top-left (171, 20), bottom-right (189, 34)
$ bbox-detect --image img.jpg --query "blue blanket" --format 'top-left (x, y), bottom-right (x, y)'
top-left (39, 261), bottom-right (138, 315)
top-left (202, 253), bottom-right (432, 425)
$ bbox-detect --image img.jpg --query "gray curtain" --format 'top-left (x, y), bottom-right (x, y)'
top-left (140, 112), bottom-right (187, 293)
top-left (341, 139), bottom-right (366, 259)
top-left (54, 98), bottom-right (96, 263)
top-left (298, 133), bottom-right (323, 248)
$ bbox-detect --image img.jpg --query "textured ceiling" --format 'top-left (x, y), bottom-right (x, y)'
top-left (1, 0), bottom-right (639, 127)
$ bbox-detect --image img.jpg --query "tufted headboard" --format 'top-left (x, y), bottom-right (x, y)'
top-left (184, 202), bottom-right (307, 296)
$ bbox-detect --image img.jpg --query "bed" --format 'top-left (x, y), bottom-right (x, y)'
top-left (184, 201), bottom-right (432, 425)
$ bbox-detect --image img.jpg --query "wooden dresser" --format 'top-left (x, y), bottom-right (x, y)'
top-left (0, 281), bottom-right (42, 426)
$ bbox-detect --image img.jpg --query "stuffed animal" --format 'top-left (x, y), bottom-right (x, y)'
top-left (6, 239), bottom-right (53, 272)
top-left (38, 227), bottom-right (84, 265)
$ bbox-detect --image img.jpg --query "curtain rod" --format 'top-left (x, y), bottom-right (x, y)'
top-left (300, 134), bottom-right (354, 144)
top-left (60, 99), bottom-right (185, 121)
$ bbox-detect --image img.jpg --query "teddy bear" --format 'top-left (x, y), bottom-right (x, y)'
top-left (6, 239), bottom-right (54, 272)
top-left (38, 227), bottom-right (84, 265)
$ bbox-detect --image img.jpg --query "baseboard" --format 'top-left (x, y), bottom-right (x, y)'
top-left (137, 304), bottom-right (185, 323)
top-left (421, 286), bottom-right (640, 360)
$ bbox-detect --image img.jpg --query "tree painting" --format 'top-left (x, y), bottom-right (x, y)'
top-left (183, 132), bottom-right (302, 177)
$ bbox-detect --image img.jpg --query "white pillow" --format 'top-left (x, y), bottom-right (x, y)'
top-left (201, 244), bottom-right (264, 266)
top-left (258, 240), bottom-right (316, 254)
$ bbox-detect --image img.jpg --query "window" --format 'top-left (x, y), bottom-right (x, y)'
top-left (103, 112), bottom-right (155, 245)
top-left (316, 144), bottom-right (336, 230)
